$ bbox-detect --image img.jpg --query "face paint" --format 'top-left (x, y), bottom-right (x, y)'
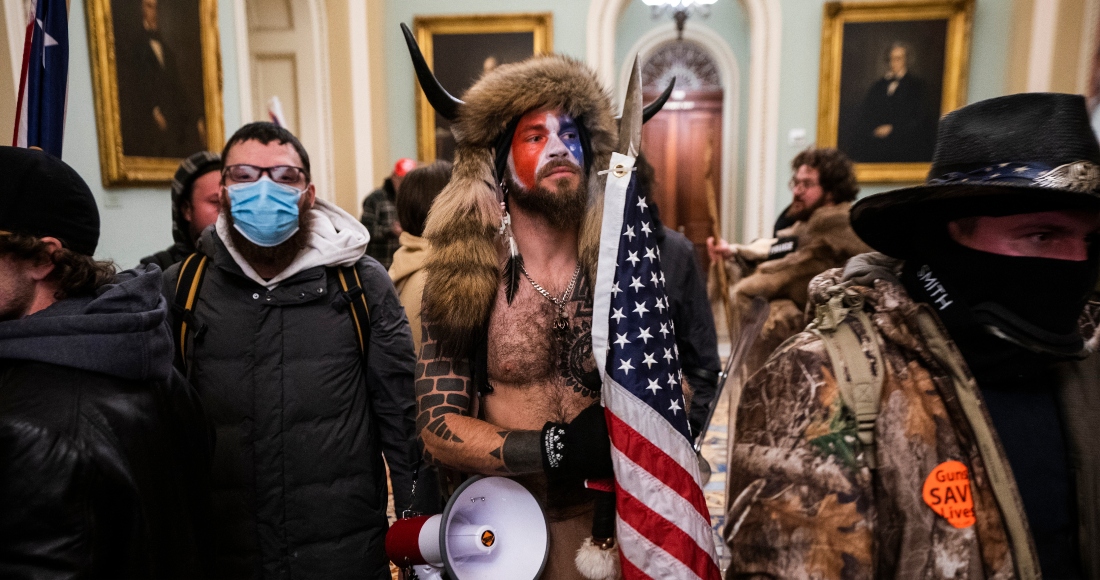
top-left (508, 108), bottom-right (584, 190)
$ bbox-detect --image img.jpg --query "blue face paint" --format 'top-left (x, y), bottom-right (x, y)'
top-left (558, 116), bottom-right (585, 169)
top-left (227, 177), bottom-right (302, 247)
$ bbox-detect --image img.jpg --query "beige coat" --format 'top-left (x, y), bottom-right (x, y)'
top-left (388, 231), bottom-right (430, 353)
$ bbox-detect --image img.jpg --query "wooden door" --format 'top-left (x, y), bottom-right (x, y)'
top-left (641, 90), bottom-right (723, 273)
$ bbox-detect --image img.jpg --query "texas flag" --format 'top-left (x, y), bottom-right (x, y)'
top-left (13, 0), bottom-right (69, 157)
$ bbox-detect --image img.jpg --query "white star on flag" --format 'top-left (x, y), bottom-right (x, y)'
top-left (659, 323), bottom-right (670, 338)
top-left (655, 299), bottom-right (666, 313)
top-left (623, 225), bottom-right (636, 240)
top-left (669, 399), bottom-right (682, 415)
top-left (663, 348), bottom-right (674, 362)
top-left (638, 327), bottom-right (653, 344)
top-left (619, 359), bottom-right (635, 375)
top-left (615, 333), bottom-right (630, 347)
top-left (37, 19), bottom-right (59, 68)
top-left (642, 353), bottom-right (658, 368)
top-left (636, 196), bottom-right (648, 211)
top-left (650, 272), bottom-right (661, 287)
top-left (644, 247), bottom-right (657, 262)
top-left (641, 221), bottom-right (652, 236)
top-left (611, 308), bottom-right (625, 322)
top-left (667, 373), bottom-right (678, 387)
top-left (627, 251), bottom-right (640, 266)
top-left (646, 379), bottom-right (662, 394)
top-left (630, 276), bottom-right (645, 291)
top-left (611, 281), bottom-right (622, 297)
top-left (633, 301), bottom-right (649, 316)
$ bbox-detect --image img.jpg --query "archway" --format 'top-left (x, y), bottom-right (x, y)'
top-left (627, 38), bottom-right (730, 273)
top-left (589, 0), bottom-right (782, 241)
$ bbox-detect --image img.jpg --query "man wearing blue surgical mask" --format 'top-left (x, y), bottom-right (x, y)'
top-left (161, 122), bottom-right (427, 579)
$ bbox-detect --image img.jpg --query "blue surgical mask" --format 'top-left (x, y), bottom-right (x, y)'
top-left (227, 177), bottom-right (302, 247)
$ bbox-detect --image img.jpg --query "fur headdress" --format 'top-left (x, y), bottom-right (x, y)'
top-left (417, 54), bottom-right (618, 354)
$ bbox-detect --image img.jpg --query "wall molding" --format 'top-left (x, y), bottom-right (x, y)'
top-left (232, 0), bottom-right (252, 128)
top-left (348, 0), bottom-right (374, 205)
top-left (617, 25), bottom-right (741, 242)
top-left (587, 0), bottom-right (782, 241)
top-left (4, 0), bottom-right (26, 97)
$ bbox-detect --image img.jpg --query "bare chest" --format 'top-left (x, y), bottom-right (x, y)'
top-left (484, 275), bottom-right (600, 425)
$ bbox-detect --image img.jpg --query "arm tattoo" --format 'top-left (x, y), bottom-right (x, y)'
top-left (415, 325), bottom-right (471, 466)
top-left (492, 431), bottom-right (542, 474)
top-left (416, 322), bottom-right (543, 475)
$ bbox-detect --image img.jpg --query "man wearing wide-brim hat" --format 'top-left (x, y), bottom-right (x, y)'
top-left (725, 92), bottom-right (1100, 578)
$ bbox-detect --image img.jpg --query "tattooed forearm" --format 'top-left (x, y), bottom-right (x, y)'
top-left (417, 322), bottom-right (540, 474)
top-left (490, 431), bottom-right (542, 474)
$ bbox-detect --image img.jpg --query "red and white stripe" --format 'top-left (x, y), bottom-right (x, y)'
top-left (592, 152), bottom-right (720, 580)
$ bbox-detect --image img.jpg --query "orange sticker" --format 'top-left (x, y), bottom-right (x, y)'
top-left (922, 460), bottom-right (976, 528)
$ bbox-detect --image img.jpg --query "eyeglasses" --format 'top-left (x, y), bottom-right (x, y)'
top-left (223, 164), bottom-right (309, 185)
top-left (789, 178), bottom-right (819, 191)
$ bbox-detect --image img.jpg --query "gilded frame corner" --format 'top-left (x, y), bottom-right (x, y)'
top-left (85, 0), bottom-right (224, 186)
top-left (816, 0), bottom-right (974, 183)
top-left (412, 13), bottom-right (553, 162)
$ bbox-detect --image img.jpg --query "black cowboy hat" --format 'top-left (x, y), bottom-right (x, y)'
top-left (851, 92), bottom-right (1100, 258)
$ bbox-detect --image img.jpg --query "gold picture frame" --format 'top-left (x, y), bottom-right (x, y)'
top-left (86, 0), bottom-right (224, 186)
top-left (413, 13), bottom-right (552, 162)
top-left (817, 0), bottom-right (973, 182)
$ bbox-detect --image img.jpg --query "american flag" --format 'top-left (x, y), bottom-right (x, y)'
top-left (13, 0), bottom-right (68, 156)
top-left (592, 152), bottom-right (720, 579)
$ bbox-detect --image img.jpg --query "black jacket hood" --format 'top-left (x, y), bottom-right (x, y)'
top-left (0, 265), bottom-right (174, 382)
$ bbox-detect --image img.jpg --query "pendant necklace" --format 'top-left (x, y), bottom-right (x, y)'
top-left (519, 262), bottom-right (582, 333)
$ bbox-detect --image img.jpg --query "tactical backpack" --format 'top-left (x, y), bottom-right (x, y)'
top-left (807, 284), bottom-right (885, 468)
top-left (171, 253), bottom-right (372, 367)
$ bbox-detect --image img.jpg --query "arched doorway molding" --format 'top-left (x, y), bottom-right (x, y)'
top-left (617, 27), bottom-right (739, 241)
top-left (588, 0), bottom-right (782, 240)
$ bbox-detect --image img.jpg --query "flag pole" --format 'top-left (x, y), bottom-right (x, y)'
top-left (701, 128), bottom-right (736, 341)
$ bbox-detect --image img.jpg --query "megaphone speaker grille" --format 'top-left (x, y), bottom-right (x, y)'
top-left (440, 476), bottom-right (549, 580)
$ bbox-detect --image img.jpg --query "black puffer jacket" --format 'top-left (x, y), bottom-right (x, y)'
top-left (0, 266), bottom-right (212, 579)
top-left (163, 228), bottom-right (419, 579)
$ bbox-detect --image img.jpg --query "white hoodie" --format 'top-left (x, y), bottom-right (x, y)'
top-left (216, 198), bottom-right (370, 289)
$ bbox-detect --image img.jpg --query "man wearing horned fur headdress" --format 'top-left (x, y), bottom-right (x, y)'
top-left (406, 38), bottom-right (645, 578)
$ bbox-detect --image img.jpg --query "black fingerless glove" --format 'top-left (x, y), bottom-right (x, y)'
top-left (540, 404), bottom-right (614, 482)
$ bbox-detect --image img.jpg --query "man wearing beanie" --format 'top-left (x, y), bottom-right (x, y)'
top-left (0, 147), bottom-right (212, 577)
top-left (140, 150), bottom-right (222, 269)
top-left (726, 93), bottom-right (1100, 578)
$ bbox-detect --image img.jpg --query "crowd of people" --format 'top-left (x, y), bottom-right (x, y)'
top-left (1, 43), bottom-right (1099, 580)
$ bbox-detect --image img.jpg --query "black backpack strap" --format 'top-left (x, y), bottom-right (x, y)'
top-left (336, 265), bottom-right (371, 361)
top-left (173, 253), bottom-right (209, 367)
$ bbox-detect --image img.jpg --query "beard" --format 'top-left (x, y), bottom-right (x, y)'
top-left (0, 267), bottom-right (35, 322)
top-left (506, 160), bottom-right (588, 231)
top-left (222, 197), bottom-right (313, 273)
top-left (787, 194), bottom-right (829, 223)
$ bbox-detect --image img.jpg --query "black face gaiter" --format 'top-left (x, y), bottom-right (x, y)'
top-left (903, 235), bottom-right (1098, 360)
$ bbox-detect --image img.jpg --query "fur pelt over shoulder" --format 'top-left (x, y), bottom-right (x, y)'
top-left (420, 54), bottom-right (617, 354)
top-left (723, 201), bottom-right (872, 375)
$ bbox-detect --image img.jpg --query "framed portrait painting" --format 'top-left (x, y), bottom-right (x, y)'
top-left (86, 0), bottom-right (224, 186)
top-left (413, 13), bottom-right (552, 162)
top-left (817, 0), bottom-right (974, 182)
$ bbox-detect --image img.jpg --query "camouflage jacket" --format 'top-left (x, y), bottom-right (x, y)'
top-left (726, 259), bottom-right (1100, 579)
